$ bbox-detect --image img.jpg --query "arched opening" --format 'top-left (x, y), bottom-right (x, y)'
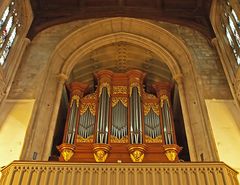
top-left (23, 17), bottom-right (219, 163)
top-left (51, 41), bottom-right (190, 162)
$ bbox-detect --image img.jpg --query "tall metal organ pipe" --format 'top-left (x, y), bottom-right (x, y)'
top-left (66, 100), bottom-right (78, 144)
top-left (64, 82), bottom-right (88, 144)
top-left (162, 100), bottom-right (174, 144)
top-left (153, 82), bottom-right (175, 145)
top-left (97, 87), bottom-right (110, 143)
top-left (130, 87), bottom-right (143, 144)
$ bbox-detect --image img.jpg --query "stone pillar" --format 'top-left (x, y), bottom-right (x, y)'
top-left (42, 73), bottom-right (68, 160)
top-left (174, 74), bottom-right (197, 161)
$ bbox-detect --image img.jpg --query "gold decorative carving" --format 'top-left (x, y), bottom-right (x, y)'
top-left (110, 135), bottom-right (128, 143)
top-left (93, 144), bottom-right (111, 162)
top-left (165, 149), bottom-right (177, 161)
top-left (57, 143), bottom-right (76, 161)
top-left (130, 82), bottom-right (141, 96)
top-left (99, 82), bottom-right (111, 97)
top-left (128, 145), bottom-right (146, 162)
top-left (112, 97), bottom-right (128, 107)
top-left (70, 95), bottom-right (80, 107)
top-left (145, 135), bottom-right (162, 143)
top-left (163, 144), bottom-right (182, 162)
top-left (80, 103), bottom-right (96, 116)
top-left (144, 103), bottom-right (159, 116)
top-left (61, 149), bottom-right (74, 161)
top-left (113, 86), bottom-right (128, 94)
top-left (160, 94), bottom-right (169, 108)
top-left (76, 135), bottom-right (93, 143)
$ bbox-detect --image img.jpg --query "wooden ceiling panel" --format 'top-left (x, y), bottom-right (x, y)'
top-left (40, 0), bottom-right (79, 7)
top-left (29, 0), bottom-right (213, 38)
top-left (85, 0), bottom-right (118, 7)
top-left (125, 0), bottom-right (158, 7)
top-left (163, 0), bottom-right (197, 9)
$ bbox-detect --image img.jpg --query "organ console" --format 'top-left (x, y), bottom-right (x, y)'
top-left (57, 70), bottom-right (182, 163)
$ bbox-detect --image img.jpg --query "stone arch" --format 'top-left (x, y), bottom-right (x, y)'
top-left (22, 17), bottom-right (217, 162)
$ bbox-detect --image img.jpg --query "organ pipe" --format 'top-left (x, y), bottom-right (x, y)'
top-left (96, 87), bottom-right (110, 143)
top-left (128, 70), bottom-right (145, 144)
top-left (63, 82), bottom-right (88, 144)
top-left (153, 82), bottom-right (176, 145)
top-left (112, 101), bottom-right (128, 139)
top-left (162, 99), bottom-right (174, 144)
top-left (95, 70), bottom-right (113, 144)
top-left (59, 70), bottom-right (181, 163)
top-left (78, 108), bottom-right (95, 138)
top-left (66, 99), bottom-right (78, 144)
top-left (144, 108), bottom-right (161, 139)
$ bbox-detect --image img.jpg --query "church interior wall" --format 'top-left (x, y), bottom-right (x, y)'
top-left (0, 10), bottom-right (239, 182)
top-left (3, 17), bottom-right (224, 163)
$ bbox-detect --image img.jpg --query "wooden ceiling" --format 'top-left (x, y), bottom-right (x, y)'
top-left (69, 42), bottom-right (172, 93)
top-left (28, 0), bottom-right (213, 38)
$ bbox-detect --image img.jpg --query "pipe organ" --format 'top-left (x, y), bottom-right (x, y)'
top-left (57, 70), bottom-right (182, 163)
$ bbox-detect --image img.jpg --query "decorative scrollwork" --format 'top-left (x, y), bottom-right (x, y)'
top-left (80, 103), bottom-right (96, 116)
top-left (145, 135), bottom-right (162, 143)
top-left (76, 135), bottom-right (93, 143)
top-left (110, 135), bottom-right (128, 143)
top-left (144, 103), bottom-right (159, 116)
top-left (113, 86), bottom-right (128, 94)
top-left (112, 97), bottom-right (128, 107)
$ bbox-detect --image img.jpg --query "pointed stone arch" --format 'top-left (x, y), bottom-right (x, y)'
top-left (22, 17), bottom-right (218, 162)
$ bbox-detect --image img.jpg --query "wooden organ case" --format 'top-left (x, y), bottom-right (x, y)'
top-left (57, 70), bottom-right (182, 163)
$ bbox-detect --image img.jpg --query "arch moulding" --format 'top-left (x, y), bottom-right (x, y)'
top-left (22, 17), bottom-right (217, 162)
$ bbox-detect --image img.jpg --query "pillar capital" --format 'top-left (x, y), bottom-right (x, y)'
top-left (57, 73), bottom-right (68, 84)
top-left (127, 69), bottom-right (146, 85)
top-left (69, 82), bottom-right (88, 98)
top-left (95, 70), bottom-right (113, 84)
top-left (152, 82), bottom-right (173, 98)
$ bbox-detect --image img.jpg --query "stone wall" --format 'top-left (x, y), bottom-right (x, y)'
top-left (5, 18), bottom-right (230, 162)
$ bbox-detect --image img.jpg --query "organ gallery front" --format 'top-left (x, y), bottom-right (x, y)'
top-left (57, 70), bottom-right (182, 163)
